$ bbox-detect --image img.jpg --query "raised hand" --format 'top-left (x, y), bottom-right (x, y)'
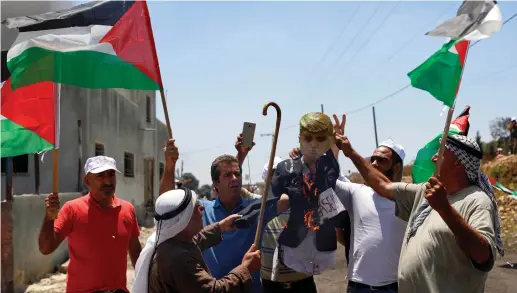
top-left (289, 147), bottom-right (301, 159)
top-left (424, 176), bottom-right (450, 212)
top-left (164, 139), bottom-right (179, 170)
top-left (335, 134), bottom-right (353, 157)
top-left (45, 192), bottom-right (60, 220)
top-left (235, 133), bottom-right (255, 153)
top-left (332, 113), bottom-right (346, 136)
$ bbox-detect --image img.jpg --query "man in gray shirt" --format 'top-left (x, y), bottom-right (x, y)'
top-left (334, 115), bottom-right (503, 293)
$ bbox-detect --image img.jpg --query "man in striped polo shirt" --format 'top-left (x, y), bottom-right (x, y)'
top-left (257, 157), bottom-right (316, 293)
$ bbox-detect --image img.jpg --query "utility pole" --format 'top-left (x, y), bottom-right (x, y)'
top-left (180, 160), bottom-right (184, 178)
top-left (260, 132), bottom-right (274, 146)
top-left (372, 106), bottom-right (379, 147)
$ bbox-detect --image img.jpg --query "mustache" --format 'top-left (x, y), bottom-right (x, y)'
top-left (102, 185), bottom-right (114, 189)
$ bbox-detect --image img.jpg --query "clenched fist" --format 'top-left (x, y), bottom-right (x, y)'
top-left (164, 139), bottom-right (179, 170)
top-left (241, 244), bottom-right (262, 273)
top-left (424, 176), bottom-right (450, 212)
top-left (45, 193), bottom-right (60, 220)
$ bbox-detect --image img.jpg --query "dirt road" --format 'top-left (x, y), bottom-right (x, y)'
top-left (314, 245), bottom-right (517, 293)
top-left (25, 227), bottom-right (516, 293)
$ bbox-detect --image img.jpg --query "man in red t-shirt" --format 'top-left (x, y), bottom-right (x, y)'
top-left (38, 156), bottom-right (142, 293)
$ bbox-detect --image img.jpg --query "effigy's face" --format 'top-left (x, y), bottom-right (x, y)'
top-left (299, 130), bottom-right (332, 162)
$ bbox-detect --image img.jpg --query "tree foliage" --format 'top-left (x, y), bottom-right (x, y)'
top-left (197, 184), bottom-right (212, 200)
top-left (181, 172), bottom-right (199, 191)
top-left (489, 117), bottom-right (512, 140)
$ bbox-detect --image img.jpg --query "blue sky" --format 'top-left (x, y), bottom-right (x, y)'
top-left (146, 1), bottom-right (517, 186)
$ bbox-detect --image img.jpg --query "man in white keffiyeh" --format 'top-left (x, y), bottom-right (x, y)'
top-left (335, 131), bottom-right (504, 293)
top-left (133, 188), bottom-right (261, 293)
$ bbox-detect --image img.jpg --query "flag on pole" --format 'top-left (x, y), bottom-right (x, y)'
top-left (488, 176), bottom-right (517, 199)
top-left (3, 0), bottom-right (163, 91)
top-left (408, 40), bottom-right (469, 107)
top-left (1, 80), bottom-right (58, 158)
top-left (407, 0), bottom-right (503, 107)
top-left (412, 106), bottom-right (471, 183)
top-left (426, 0), bottom-right (503, 41)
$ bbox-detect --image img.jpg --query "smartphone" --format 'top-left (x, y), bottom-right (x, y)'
top-left (242, 122), bottom-right (256, 149)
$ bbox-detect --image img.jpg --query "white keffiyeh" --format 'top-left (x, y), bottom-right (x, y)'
top-left (132, 189), bottom-right (198, 293)
top-left (407, 134), bottom-right (504, 257)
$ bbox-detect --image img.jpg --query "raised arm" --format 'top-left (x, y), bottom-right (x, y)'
top-left (235, 133), bottom-right (255, 166)
top-left (39, 194), bottom-right (69, 255)
top-left (332, 113), bottom-right (394, 200)
top-left (159, 139), bottom-right (179, 195)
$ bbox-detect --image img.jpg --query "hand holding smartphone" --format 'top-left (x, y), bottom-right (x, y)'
top-left (242, 122), bottom-right (256, 149)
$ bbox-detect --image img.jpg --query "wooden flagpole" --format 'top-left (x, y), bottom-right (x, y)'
top-left (49, 83), bottom-right (61, 219)
top-left (142, 1), bottom-right (173, 138)
top-left (434, 41), bottom-right (471, 176)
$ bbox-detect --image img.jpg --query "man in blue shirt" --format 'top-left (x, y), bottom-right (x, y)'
top-left (159, 134), bottom-right (282, 293)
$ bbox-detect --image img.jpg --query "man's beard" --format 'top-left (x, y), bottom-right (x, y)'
top-left (382, 168), bottom-right (394, 181)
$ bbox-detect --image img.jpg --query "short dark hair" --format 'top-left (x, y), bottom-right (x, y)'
top-left (210, 155), bottom-right (241, 182)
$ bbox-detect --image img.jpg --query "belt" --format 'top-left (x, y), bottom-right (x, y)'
top-left (348, 280), bottom-right (398, 291)
top-left (262, 276), bottom-right (315, 290)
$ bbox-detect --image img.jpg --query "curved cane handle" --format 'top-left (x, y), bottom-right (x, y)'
top-left (254, 102), bottom-right (282, 247)
top-left (262, 102), bottom-right (282, 119)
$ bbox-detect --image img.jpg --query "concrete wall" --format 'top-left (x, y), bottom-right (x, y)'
top-left (11, 192), bottom-right (81, 293)
top-left (0, 85), bottom-right (171, 290)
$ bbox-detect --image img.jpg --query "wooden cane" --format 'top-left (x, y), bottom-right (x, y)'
top-left (253, 102), bottom-right (282, 247)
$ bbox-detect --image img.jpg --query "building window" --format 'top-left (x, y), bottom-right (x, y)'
top-left (124, 152), bottom-right (134, 178)
top-left (95, 142), bottom-right (105, 156)
top-left (146, 96), bottom-right (151, 123)
top-left (1, 155), bottom-right (29, 174)
top-left (159, 162), bottom-right (164, 179)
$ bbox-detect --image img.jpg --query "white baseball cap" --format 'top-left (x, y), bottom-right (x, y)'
top-left (84, 156), bottom-right (121, 175)
top-left (512, 117), bottom-right (516, 122)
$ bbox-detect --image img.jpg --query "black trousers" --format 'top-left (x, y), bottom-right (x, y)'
top-left (262, 276), bottom-right (317, 293)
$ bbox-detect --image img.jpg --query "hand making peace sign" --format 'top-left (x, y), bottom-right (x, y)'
top-left (332, 113), bottom-right (354, 157)
top-left (332, 114), bottom-right (346, 136)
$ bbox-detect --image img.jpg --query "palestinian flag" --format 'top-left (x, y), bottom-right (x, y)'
top-left (426, 1), bottom-right (503, 41)
top-left (408, 39), bottom-right (469, 108)
top-left (488, 176), bottom-right (517, 199)
top-left (408, 1), bottom-right (502, 107)
top-left (1, 80), bottom-right (59, 158)
top-left (412, 106), bottom-right (471, 183)
top-left (2, 0), bottom-right (163, 91)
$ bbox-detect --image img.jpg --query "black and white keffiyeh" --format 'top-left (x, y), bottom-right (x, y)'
top-left (406, 134), bottom-right (504, 257)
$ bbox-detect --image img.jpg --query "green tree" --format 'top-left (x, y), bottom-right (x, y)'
top-left (489, 117), bottom-right (512, 140)
top-left (181, 172), bottom-right (199, 191)
top-left (197, 184), bottom-right (212, 200)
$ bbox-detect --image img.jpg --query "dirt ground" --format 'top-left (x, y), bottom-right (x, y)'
top-left (24, 227), bottom-right (516, 293)
top-left (314, 245), bottom-right (517, 293)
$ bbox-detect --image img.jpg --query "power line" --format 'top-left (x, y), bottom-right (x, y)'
top-left (181, 11), bottom-right (517, 153)
top-left (384, 2), bottom-right (456, 62)
top-left (335, 1), bottom-right (401, 77)
top-left (317, 2), bottom-right (382, 83)
top-left (306, 3), bottom-right (361, 79)
top-left (470, 12), bottom-right (517, 49)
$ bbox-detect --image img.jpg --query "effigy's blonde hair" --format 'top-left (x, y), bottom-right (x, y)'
top-left (299, 112), bottom-right (333, 136)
